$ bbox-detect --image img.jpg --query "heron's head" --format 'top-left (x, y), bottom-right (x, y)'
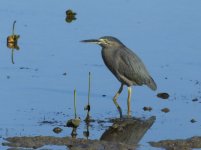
top-left (81, 36), bottom-right (125, 48)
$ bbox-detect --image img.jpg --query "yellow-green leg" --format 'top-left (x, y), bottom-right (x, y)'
top-left (113, 84), bottom-right (123, 118)
top-left (127, 86), bottom-right (132, 116)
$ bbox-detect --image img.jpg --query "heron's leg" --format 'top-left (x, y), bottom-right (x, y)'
top-left (127, 86), bottom-right (132, 116)
top-left (113, 84), bottom-right (123, 118)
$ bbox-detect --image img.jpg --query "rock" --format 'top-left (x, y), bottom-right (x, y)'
top-left (161, 108), bottom-right (170, 113)
top-left (190, 119), bottom-right (196, 123)
top-left (157, 93), bottom-right (169, 99)
top-left (143, 106), bottom-right (152, 111)
top-left (66, 118), bottom-right (81, 128)
top-left (53, 127), bottom-right (63, 134)
top-left (192, 98), bottom-right (198, 102)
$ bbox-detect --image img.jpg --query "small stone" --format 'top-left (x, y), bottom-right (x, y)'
top-left (157, 93), bottom-right (169, 99)
top-left (143, 106), bottom-right (152, 111)
top-left (102, 94), bottom-right (107, 97)
top-left (63, 72), bottom-right (67, 76)
top-left (53, 127), bottom-right (62, 134)
top-left (190, 119), bottom-right (196, 123)
top-left (66, 118), bottom-right (81, 128)
top-left (192, 98), bottom-right (198, 102)
top-left (161, 108), bottom-right (170, 113)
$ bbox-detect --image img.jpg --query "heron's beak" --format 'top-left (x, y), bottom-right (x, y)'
top-left (80, 39), bottom-right (101, 44)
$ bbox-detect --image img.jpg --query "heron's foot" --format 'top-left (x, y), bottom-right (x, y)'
top-left (119, 115), bottom-right (133, 121)
top-left (127, 111), bottom-right (132, 118)
top-left (117, 106), bottom-right (123, 118)
top-left (127, 114), bottom-right (132, 118)
top-left (117, 111), bottom-right (132, 120)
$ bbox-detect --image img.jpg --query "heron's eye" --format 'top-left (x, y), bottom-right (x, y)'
top-left (103, 39), bottom-right (110, 45)
top-left (99, 39), bottom-right (111, 45)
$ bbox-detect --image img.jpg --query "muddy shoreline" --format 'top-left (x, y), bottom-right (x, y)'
top-left (2, 117), bottom-right (156, 150)
top-left (3, 135), bottom-right (201, 150)
top-left (3, 136), bottom-right (136, 150)
top-left (149, 136), bottom-right (201, 150)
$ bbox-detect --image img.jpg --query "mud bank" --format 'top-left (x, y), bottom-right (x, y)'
top-left (3, 136), bottom-right (135, 150)
top-left (2, 116), bottom-right (156, 150)
top-left (149, 136), bottom-right (201, 150)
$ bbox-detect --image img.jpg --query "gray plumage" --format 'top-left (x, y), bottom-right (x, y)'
top-left (81, 36), bottom-right (157, 117)
top-left (100, 36), bottom-right (156, 90)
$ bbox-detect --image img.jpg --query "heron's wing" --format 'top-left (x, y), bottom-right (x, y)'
top-left (117, 48), bottom-right (157, 90)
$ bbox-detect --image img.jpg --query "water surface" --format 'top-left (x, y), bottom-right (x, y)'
top-left (0, 0), bottom-right (201, 149)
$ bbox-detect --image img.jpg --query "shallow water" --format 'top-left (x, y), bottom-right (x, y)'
top-left (1, 0), bottom-right (201, 149)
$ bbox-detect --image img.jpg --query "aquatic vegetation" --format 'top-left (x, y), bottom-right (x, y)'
top-left (66, 89), bottom-right (81, 128)
top-left (7, 20), bottom-right (20, 64)
top-left (84, 72), bottom-right (91, 122)
top-left (66, 89), bottom-right (81, 138)
top-left (65, 9), bottom-right (77, 23)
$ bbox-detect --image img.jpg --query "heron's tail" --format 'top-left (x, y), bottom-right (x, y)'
top-left (147, 76), bottom-right (157, 91)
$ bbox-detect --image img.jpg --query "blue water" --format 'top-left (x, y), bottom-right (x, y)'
top-left (1, 0), bottom-right (201, 149)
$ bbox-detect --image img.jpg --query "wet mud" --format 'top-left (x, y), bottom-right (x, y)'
top-left (2, 117), bottom-right (156, 150)
top-left (149, 136), bottom-right (201, 150)
top-left (3, 136), bottom-right (135, 150)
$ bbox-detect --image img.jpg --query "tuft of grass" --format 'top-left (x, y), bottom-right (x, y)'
top-left (66, 89), bottom-right (81, 128)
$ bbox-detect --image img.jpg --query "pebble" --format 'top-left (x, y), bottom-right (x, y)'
top-left (157, 93), bottom-right (169, 99)
top-left (53, 127), bottom-right (62, 134)
top-left (161, 108), bottom-right (170, 113)
top-left (143, 106), bottom-right (152, 111)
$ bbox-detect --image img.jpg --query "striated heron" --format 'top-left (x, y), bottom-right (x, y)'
top-left (81, 36), bottom-right (157, 118)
